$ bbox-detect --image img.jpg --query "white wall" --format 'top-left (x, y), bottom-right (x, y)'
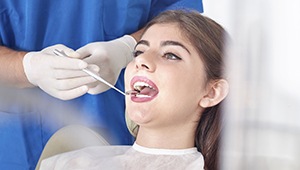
top-left (202, 1), bottom-right (300, 169)
top-left (202, 0), bottom-right (234, 35)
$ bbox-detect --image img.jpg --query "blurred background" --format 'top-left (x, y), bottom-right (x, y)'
top-left (203, 0), bottom-right (300, 169)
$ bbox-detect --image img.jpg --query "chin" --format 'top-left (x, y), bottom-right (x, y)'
top-left (128, 110), bottom-right (151, 125)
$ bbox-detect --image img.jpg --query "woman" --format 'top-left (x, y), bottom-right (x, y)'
top-left (40, 10), bottom-right (229, 170)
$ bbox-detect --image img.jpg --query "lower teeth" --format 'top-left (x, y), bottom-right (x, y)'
top-left (136, 94), bottom-right (151, 98)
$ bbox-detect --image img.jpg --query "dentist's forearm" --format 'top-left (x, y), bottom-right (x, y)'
top-left (0, 46), bottom-right (33, 88)
top-left (130, 27), bottom-right (145, 42)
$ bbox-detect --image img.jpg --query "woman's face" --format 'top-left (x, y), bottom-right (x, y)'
top-left (125, 23), bottom-right (208, 129)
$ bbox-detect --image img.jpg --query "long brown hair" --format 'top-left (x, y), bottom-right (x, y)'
top-left (143, 10), bottom-right (227, 170)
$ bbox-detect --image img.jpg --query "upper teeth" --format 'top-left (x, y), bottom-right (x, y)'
top-left (133, 82), bottom-right (153, 91)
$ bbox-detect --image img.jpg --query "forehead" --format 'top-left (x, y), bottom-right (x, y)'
top-left (142, 23), bottom-right (190, 44)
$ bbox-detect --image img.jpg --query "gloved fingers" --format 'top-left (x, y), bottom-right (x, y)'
top-left (49, 55), bottom-right (88, 69)
top-left (52, 64), bottom-right (100, 79)
top-left (63, 49), bottom-right (81, 58)
top-left (86, 81), bottom-right (98, 89)
top-left (42, 44), bottom-right (81, 58)
top-left (42, 44), bottom-right (71, 54)
top-left (86, 64), bottom-right (100, 73)
top-left (27, 52), bottom-right (87, 70)
top-left (55, 86), bottom-right (89, 100)
top-left (85, 63), bottom-right (111, 94)
top-left (87, 84), bottom-right (110, 95)
top-left (76, 43), bottom-right (93, 59)
top-left (52, 65), bottom-right (100, 79)
top-left (53, 76), bottom-right (97, 91)
top-left (86, 70), bottom-right (119, 94)
top-left (86, 71), bottom-right (117, 95)
top-left (82, 50), bottom-right (110, 64)
top-left (53, 69), bottom-right (91, 79)
top-left (77, 43), bottom-right (110, 61)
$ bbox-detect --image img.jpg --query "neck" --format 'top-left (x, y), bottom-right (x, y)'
top-left (135, 124), bottom-right (196, 149)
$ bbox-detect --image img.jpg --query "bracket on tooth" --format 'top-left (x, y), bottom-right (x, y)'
top-left (125, 90), bottom-right (151, 98)
top-left (125, 90), bottom-right (140, 95)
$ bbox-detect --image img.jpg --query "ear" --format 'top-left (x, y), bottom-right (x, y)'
top-left (199, 79), bottom-right (229, 108)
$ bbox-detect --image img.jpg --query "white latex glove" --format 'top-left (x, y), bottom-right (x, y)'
top-left (76, 35), bottom-right (136, 94)
top-left (23, 44), bottom-right (99, 100)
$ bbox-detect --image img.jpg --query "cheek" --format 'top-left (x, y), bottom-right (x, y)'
top-left (161, 70), bottom-right (206, 111)
top-left (164, 70), bottom-right (204, 96)
top-left (124, 62), bottom-right (135, 89)
top-left (159, 74), bottom-right (194, 107)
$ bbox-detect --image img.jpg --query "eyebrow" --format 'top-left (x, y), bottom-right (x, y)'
top-left (161, 40), bottom-right (190, 54)
top-left (135, 40), bottom-right (191, 54)
top-left (135, 40), bottom-right (149, 47)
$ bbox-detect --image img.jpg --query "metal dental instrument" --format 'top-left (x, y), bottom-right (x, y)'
top-left (53, 49), bottom-right (137, 96)
top-left (124, 90), bottom-right (140, 95)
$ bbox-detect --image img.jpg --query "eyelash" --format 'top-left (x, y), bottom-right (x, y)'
top-left (132, 50), bottom-right (182, 60)
top-left (133, 50), bottom-right (143, 58)
top-left (164, 52), bottom-right (182, 60)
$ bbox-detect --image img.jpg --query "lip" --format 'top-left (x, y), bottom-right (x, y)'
top-left (129, 76), bottom-right (159, 102)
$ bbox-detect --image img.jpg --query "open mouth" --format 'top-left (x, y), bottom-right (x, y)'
top-left (128, 76), bottom-right (159, 99)
top-left (133, 81), bottom-right (157, 98)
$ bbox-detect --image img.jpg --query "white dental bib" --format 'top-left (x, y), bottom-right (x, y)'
top-left (40, 142), bottom-right (204, 170)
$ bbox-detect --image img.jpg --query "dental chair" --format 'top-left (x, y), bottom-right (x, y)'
top-left (35, 112), bottom-right (139, 170)
top-left (35, 125), bottom-right (109, 170)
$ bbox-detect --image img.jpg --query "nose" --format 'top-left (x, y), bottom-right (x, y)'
top-left (134, 52), bottom-right (156, 72)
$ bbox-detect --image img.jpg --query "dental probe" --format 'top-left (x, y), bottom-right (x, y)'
top-left (53, 49), bottom-right (137, 96)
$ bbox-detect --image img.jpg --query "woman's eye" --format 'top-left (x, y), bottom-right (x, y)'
top-left (133, 50), bottom-right (143, 58)
top-left (163, 53), bottom-right (182, 60)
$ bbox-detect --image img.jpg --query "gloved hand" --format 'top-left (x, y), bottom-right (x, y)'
top-left (76, 35), bottom-right (136, 94)
top-left (23, 44), bottom-right (99, 100)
